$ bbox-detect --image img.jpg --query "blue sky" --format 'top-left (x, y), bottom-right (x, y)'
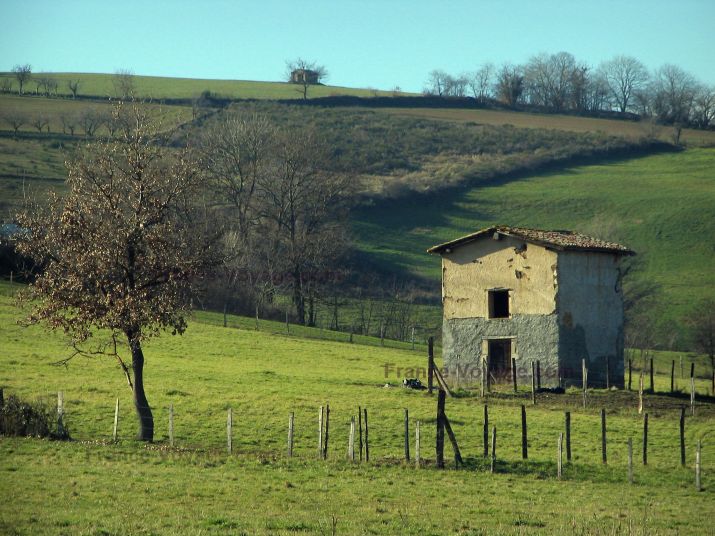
top-left (1, 0), bottom-right (713, 91)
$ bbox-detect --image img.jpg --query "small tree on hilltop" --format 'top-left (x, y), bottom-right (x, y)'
top-left (16, 103), bottom-right (220, 441)
top-left (285, 58), bottom-right (328, 99)
top-left (12, 64), bottom-right (32, 95)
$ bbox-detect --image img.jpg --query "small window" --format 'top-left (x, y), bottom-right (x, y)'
top-left (488, 289), bottom-right (510, 318)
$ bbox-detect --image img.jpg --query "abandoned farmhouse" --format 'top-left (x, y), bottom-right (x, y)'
top-left (428, 226), bottom-right (635, 388)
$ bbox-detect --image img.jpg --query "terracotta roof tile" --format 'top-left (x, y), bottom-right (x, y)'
top-left (427, 226), bottom-right (634, 255)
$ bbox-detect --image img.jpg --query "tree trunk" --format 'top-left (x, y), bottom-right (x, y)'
top-left (129, 336), bottom-right (154, 441)
top-left (293, 270), bottom-right (305, 325)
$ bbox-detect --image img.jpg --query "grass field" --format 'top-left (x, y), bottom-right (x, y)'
top-left (379, 107), bottom-right (715, 147)
top-left (353, 148), bottom-right (715, 342)
top-left (1, 283), bottom-right (713, 534)
top-left (0, 72), bottom-right (404, 101)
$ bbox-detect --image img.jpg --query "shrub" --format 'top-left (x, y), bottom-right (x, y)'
top-left (0, 393), bottom-right (69, 439)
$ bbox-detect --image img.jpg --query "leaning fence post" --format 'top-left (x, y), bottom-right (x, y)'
top-left (521, 405), bottom-right (528, 460)
top-left (557, 432), bottom-right (563, 479)
top-left (427, 337), bottom-right (435, 394)
top-left (287, 412), bottom-right (294, 458)
top-left (628, 438), bottom-right (634, 484)
top-left (601, 408), bottom-right (607, 465)
top-left (404, 408), bottom-right (410, 462)
top-left (169, 403), bottom-right (174, 447)
top-left (643, 413), bottom-right (648, 465)
top-left (415, 420), bottom-right (421, 468)
top-left (565, 411), bottom-right (572, 462)
top-left (680, 407), bottom-right (686, 467)
top-left (227, 407), bottom-right (233, 454)
top-left (436, 390), bottom-right (446, 469)
top-left (695, 440), bottom-right (702, 492)
top-left (57, 391), bottom-right (65, 437)
top-left (113, 398), bottom-right (119, 442)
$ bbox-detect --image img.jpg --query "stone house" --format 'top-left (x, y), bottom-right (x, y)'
top-left (427, 226), bottom-right (634, 388)
top-left (290, 69), bottom-right (319, 85)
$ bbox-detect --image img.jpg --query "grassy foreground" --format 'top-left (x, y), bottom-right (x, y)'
top-left (0, 284), bottom-right (713, 535)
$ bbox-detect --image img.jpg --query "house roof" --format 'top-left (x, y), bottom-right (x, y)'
top-left (427, 226), bottom-right (635, 256)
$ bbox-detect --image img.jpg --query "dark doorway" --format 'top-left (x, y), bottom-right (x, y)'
top-left (488, 339), bottom-right (512, 381)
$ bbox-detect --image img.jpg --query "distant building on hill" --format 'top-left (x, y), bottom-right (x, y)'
top-left (290, 69), bottom-right (320, 85)
top-left (428, 226), bottom-right (634, 388)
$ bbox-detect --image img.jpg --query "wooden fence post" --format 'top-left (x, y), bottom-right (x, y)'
top-left (415, 420), bottom-right (421, 468)
top-left (57, 391), bottom-right (65, 437)
top-left (601, 408), bottom-right (607, 465)
top-left (643, 413), bottom-right (648, 465)
top-left (690, 376), bottom-right (696, 416)
top-left (113, 398), bottom-right (119, 442)
top-left (695, 440), bottom-right (702, 492)
top-left (649, 357), bottom-right (654, 394)
top-left (436, 389), bottom-right (446, 469)
top-left (358, 406), bottom-right (363, 461)
top-left (582, 359), bottom-right (588, 409)
top-left (318, 405), bottom-right (324, 457)
top-left (557, 432), bottom-right (563, 479)
top-left (565, 411), bottom-right (572, 462)
top-left (169, 403), bottom-right (174, 447)
top-left (638, 373), bottom-right (644, 415)
top-left (512, 358), bottom-right (518, 392)
top-left (490, 426), bottom-right (497, 473)
top-left (628, 438), bottom-right (634, 484)
top-left (627, 358), bottom-right (632, 391)
top-left (680, 407), bottom-right (686, 467)
top-left (486, 355), bottom-right (491, 393)
top-left (227, 407), bottom-right (233, 454)
top-left (483, 404), bottom-right (489, 458)
top-left (531, 361), bottom-right (536, 405)
top-left (404, 409), bottom-right (410, 462)
top-left (671, 360), bottom-right (675, 393)
top-left (536, 360), bottom-right (541, 390)
top-left (364, 408), bottom-right (370, 462)
top-left (348, 416), bottom-right (355, 461)
top-left (322, 404), bottom-right (330, 460)
top-left (521, 405), bottom-right (528, 460)
top-left (288, 412), bottom-right (294, 458)
top-left (443, 414), bottom-right (463, 468)
top-left (428, 337), bottom-right (434, 394)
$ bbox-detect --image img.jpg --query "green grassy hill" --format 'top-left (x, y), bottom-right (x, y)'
top-left (0, 284), bottom-right (713, 534)
top-left (0, 72), bottom-right (405, 100)
top-left (354, 148), bottom-right (715, 345)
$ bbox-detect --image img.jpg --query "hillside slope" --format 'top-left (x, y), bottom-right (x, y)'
top-left (353, 148), bottom-right (715, 345)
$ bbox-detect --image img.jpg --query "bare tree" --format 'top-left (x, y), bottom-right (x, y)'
top-left (12, 64), bottom-right (32, 95)
top-left (15, 103), bottom-right (220, 441)
top-left (495, 63), bottom-right (524, 106)
top-left (67, 79), bottom-right (81, 99)
top-left (113, 69), bottom-right (136, 99)
top-left (687, 298), bottom-right (715, 363)
top-left (424, 69), bottom-right (450, 96)
top-left (3, 111), bottom-right (28, 138)
top-left (79, 108), bottom-right (104, 137)
top-left (467, 63), bottom-right (494, 101)
top-left (31, 114), bottom-right (50, 133)
top-left (285, 58), bottom-right (328, 99)
top-left (692, 85), bottom-right (715, 129)
top-left (523, 52), bottom-right (577, 110)
top-left (0, 77), bottom-right (12, 93)
top-left (597, 55), bottom-right (649, 113)
top-left (651, 64), bottom-right (697, 126)
top-left (59, 113), bottom-right (78, 136)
